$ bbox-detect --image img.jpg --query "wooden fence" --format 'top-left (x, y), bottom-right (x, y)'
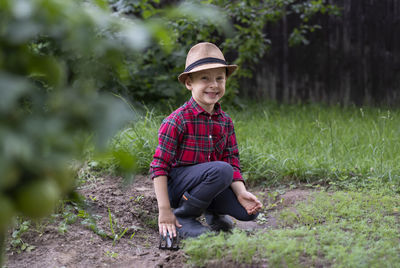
top-left (245, 0), bottom-right (400, 105)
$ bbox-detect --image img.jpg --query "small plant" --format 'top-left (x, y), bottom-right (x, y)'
top-left (77, 163), bottom-right (105, 186)
top-left (263, 190), bottom-right (284, 211)
top-left (79, 212), bottom-right (108, 239)
top-left (129, 232), bottom-right (136, 240)
top-left (58, 199), bottom-right (109, 239)
top-left (57, 222), bottom-right (68, 235)
top-left (54, 201), bottom-right (78, 234)
top-left (104, 250), bottom-right (119, 258)
top-left (142, 215), bottom-right (158, 230)
top-left (256, 212), bottom-right (268, 225)
top-left (108, 208), bottom-right (128, 246)
top-left (56, 204), bottom-right (78, 235)
top-left (134, 195), bottom-right (144, 203)
top-left (7, 220), bottom-right (36, 254)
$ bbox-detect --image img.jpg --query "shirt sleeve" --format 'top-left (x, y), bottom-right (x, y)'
top-left (222, 117), bottom-right (244, 182)
top-left (149, 115), bottom-right (183, 180)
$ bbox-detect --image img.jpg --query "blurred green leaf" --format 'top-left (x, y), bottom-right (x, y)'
top-left (0, 73), bottom-right (30, 111)
top-left (93, 0), bottom-right (109, 11)
top-left (27, 55), bottom-right (65, 87)
top-left (113, 150), bottom-right (138, 172)
top-left (0, 0), bottom-right (163, 245)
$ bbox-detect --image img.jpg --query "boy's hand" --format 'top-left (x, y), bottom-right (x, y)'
top-left (153, 176), bottom-right (181, 239)
top-left (237, 191), bottom-right (262, 215)
top-left (158, 207), bottom-right (182, 238)
top-left (231, 181), bottom-right (262, 215)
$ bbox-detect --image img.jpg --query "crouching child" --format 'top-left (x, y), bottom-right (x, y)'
top-left (150, 42), bottom-right (263, 239)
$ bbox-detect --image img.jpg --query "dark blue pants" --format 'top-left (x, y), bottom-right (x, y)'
top-left (168, 161), bottom-right (258, 221)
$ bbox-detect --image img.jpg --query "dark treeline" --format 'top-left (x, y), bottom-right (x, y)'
top-left (246, 0), bottom-right (400, 106)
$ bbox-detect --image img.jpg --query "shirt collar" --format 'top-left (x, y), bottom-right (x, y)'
top-left (187, 97), bottom-right (222, 116)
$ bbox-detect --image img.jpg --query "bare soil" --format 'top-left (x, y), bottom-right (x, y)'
top-left (5, 175), bottom-right (313, 268)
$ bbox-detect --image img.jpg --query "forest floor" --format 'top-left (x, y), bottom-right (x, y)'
top-left (4, 175), bottom-right (314, 268)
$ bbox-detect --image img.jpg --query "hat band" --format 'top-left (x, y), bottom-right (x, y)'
top-left (184, 57), bottom-right (227, 72)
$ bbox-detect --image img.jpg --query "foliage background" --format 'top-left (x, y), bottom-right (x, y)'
top-left (107, 0), bottom-right (339, 106)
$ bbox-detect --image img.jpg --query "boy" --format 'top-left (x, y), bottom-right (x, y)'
top-left (150, 42), bottom-right (262, 239)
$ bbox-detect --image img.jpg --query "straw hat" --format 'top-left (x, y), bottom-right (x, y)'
top-left (178, 42), bottom-right (238, 84)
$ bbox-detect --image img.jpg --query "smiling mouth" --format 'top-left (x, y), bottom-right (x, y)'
top-left (205, 92), bottom-right (219, 96)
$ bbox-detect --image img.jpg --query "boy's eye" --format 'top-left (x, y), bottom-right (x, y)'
top-left (201, 76), bottom-right (208, 80)
top-left (217, 76), bottom-right (224, 80)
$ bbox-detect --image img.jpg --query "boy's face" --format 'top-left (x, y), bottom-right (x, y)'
top-left (185, 67), bottom-right (226, 114)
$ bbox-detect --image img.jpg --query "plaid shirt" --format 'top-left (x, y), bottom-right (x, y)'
top-left (150, 97), bottom-right (243, 182)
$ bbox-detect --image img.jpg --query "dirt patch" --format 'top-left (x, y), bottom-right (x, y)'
top-left (5, 176), bottom-right (314, 268)
top-left (280, 189), bottom-right (313, 206)
top-left (234, 187), bottom-right (314, 230)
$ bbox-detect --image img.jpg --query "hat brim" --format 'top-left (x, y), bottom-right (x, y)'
top-left (178, 63), bottom-right (238, 84)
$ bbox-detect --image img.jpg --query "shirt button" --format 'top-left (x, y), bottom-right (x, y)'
top-left (209, 135), bottom-right (212, 139)
top-left (208, 155), bottom-right (211, 159)
top-left (209, 116), bottom-right (211, 120)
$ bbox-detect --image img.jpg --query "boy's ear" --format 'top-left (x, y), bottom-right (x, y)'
top-left (185, 76), bottom-right (193, 90)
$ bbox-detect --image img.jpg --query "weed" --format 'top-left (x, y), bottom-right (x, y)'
top-left (104, 250), bottom-right (119, 258)
top-left (52, 198), bottom-right (134, 244)
top-left (79, 211), bottom-right (108, 239)
top-left (56, 204), bottom-right (78, 235)
top-left (130, 194), bottom-right (145, 203)
top-left (77, 162), bottom-right (104, 185)
top-left (132, 206), bottom-right (158, 230)
top-left (134, 195), bottom-right (144, 203)
top-left (255, 212), bottom-right (268, 225)
top-left (7, 220), bottom-right (35, 254)
top-left (129, 232), bottom-right (136, 240)
top-left (108, 208), bottom-right (128, 246)
top-left (55, 199), bottom-right (109, 239)
top-left (262, 190), bottom-right (284, 211)
top-left (57, 222), bottom-right (68, 235)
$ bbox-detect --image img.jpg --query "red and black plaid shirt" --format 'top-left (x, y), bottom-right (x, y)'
top-left (150, 97), bottom-right (243, 182)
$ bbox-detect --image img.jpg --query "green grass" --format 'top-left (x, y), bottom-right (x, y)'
top-left (102, 102), bottom-right (400, 188)
top-left (183, 189), bottom-right (400, 267)
top-left (229, 103), bottom-right (400, 186)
